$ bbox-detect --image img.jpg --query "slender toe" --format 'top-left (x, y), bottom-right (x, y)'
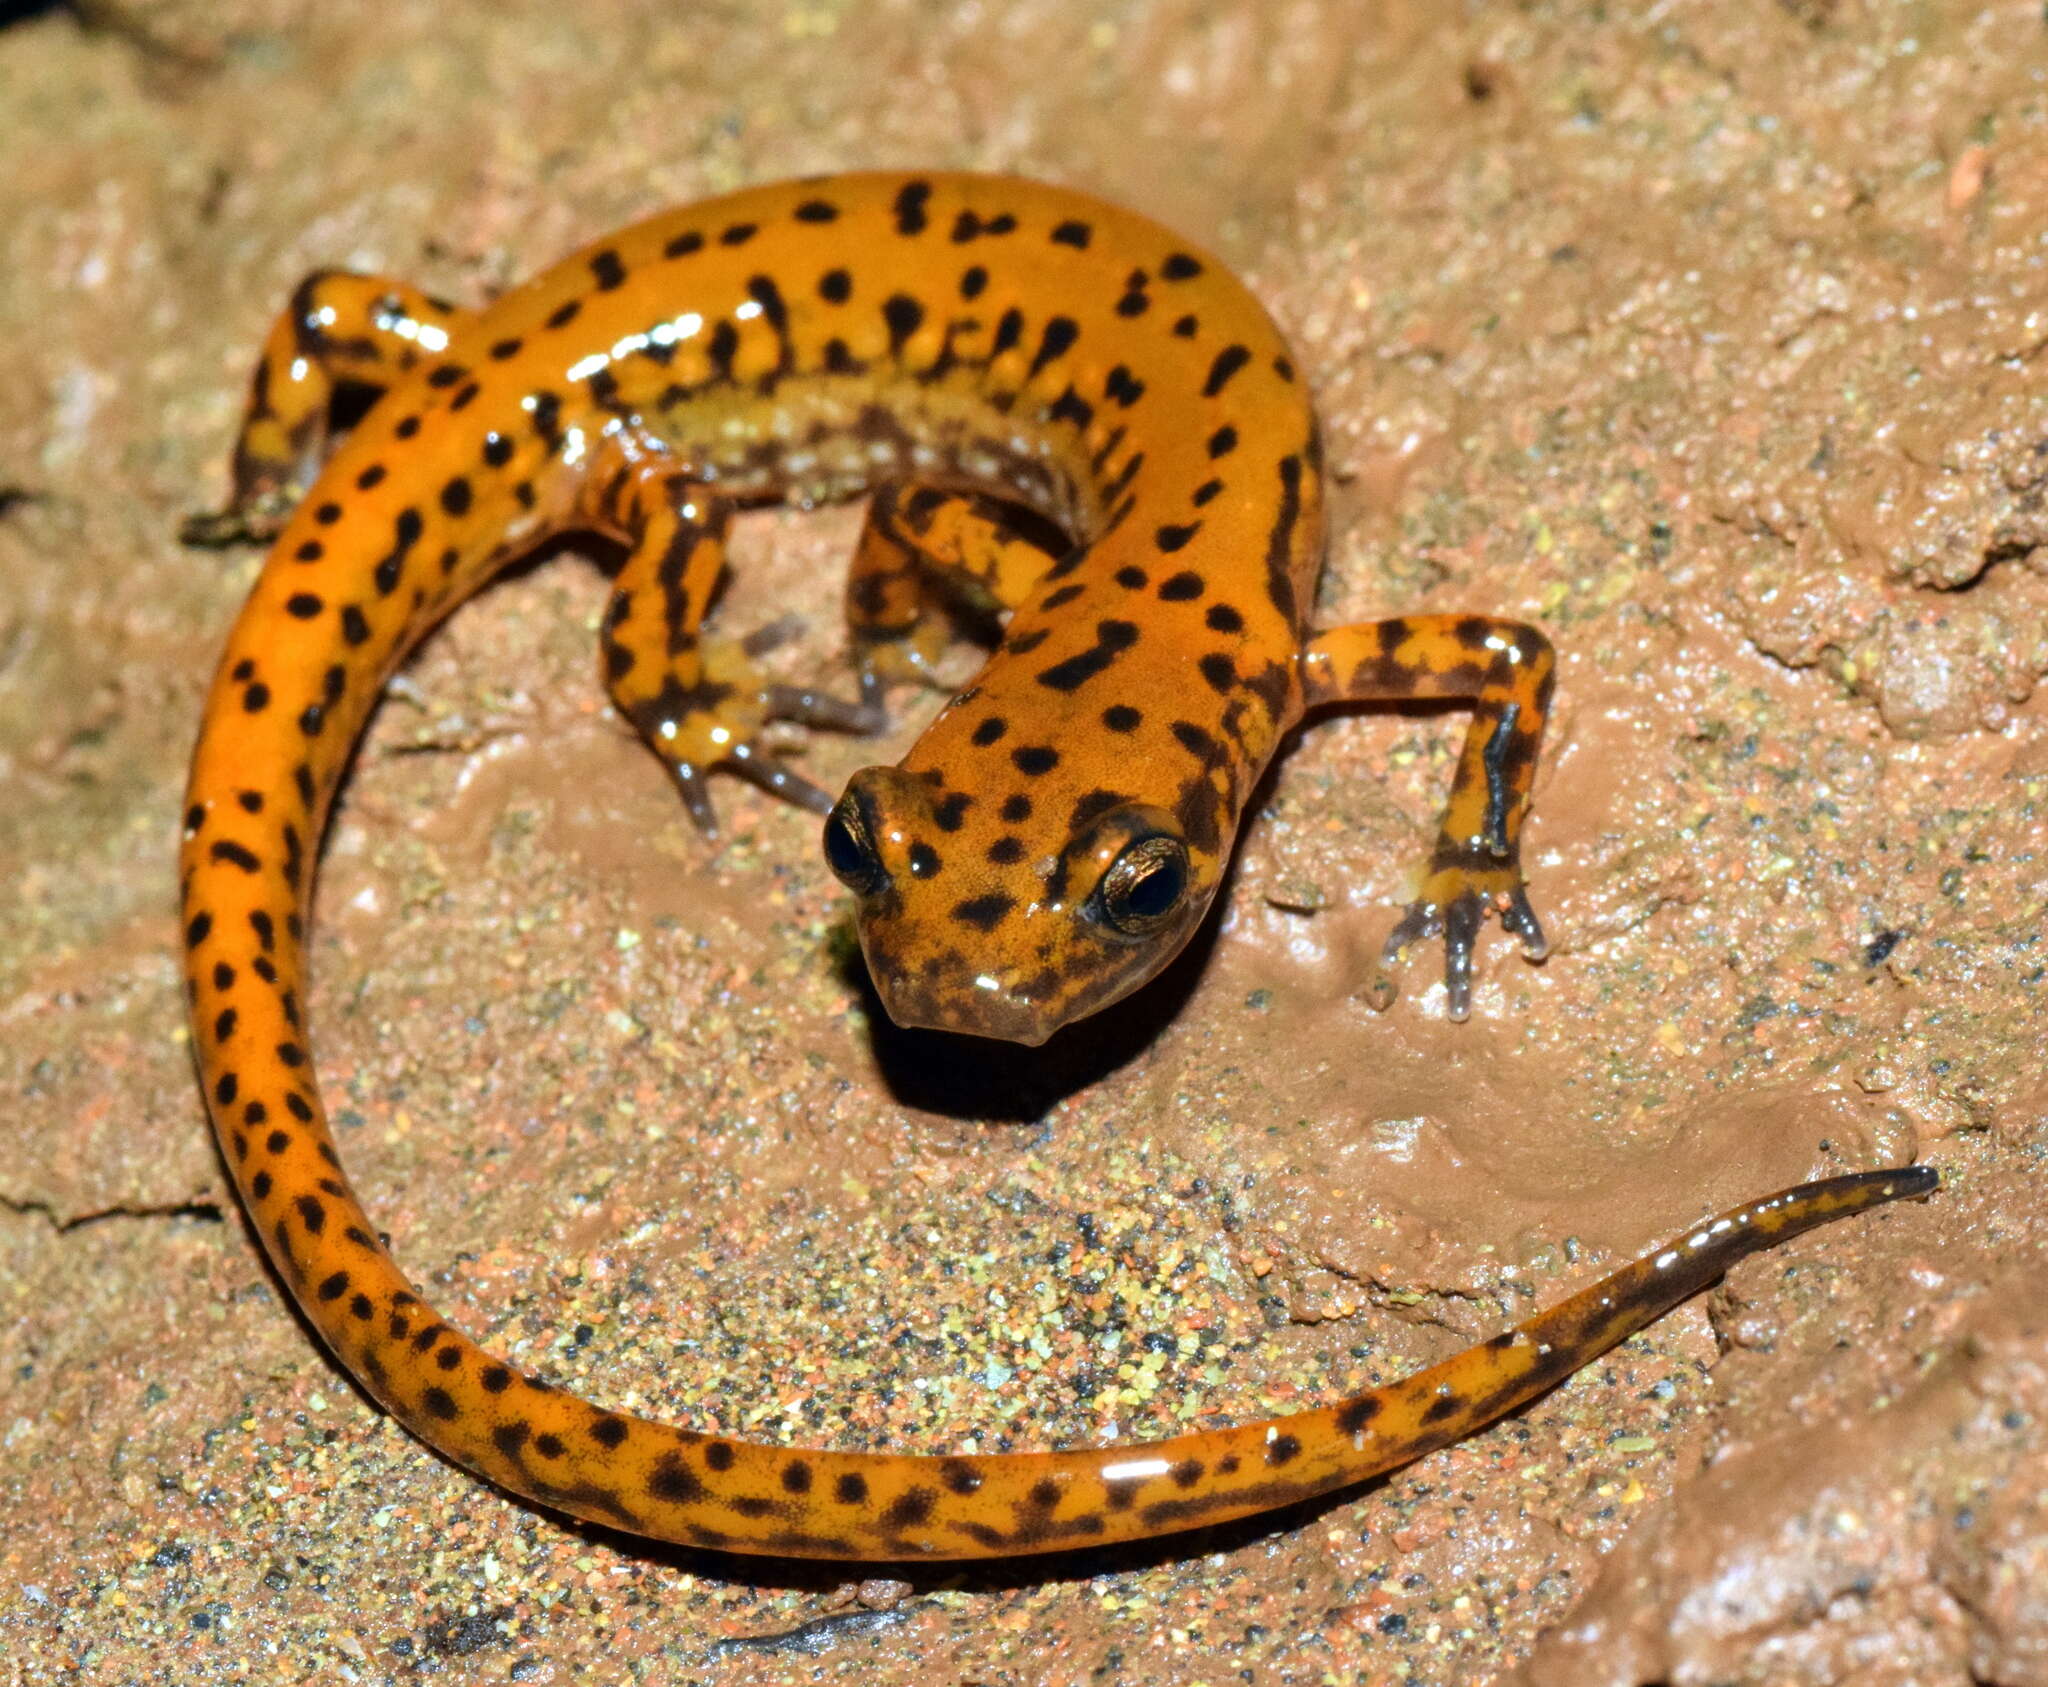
top-left (1503, 887), bottom-right (1549, 960)
top-left (1442, 894), bottom-right (1483, 1020)
top-left (671, 762), bottom-right (720, 836)
top-left (763, 682), bottom-right (888, 736)
top-left (727, 744), bottom-right (835, 815)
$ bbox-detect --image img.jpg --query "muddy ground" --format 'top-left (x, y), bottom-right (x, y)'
top-left (3, 2), bottom-right (2046, 1683)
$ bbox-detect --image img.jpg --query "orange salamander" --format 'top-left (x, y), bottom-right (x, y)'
top-left (180, 172), bottom-right (1934, 1560)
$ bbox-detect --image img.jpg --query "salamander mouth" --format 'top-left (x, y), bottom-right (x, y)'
top-left (854, 914), bottom-right (1197, 1047)
top-left (862, 965), bottom-right (1061, 1047)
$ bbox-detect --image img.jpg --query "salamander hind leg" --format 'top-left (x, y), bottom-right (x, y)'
top-left (594, 457), bottom-right (882, 836)
top-left (181, 272), bottom-right (464, 546)
top-left (1301, 614), bottom-right (1556, 1020)
top-left (845, 483), bottom-right (1064, 715)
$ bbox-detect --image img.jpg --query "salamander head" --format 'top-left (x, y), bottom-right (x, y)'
top-left (824, 753), bottom-right (1222, 1046)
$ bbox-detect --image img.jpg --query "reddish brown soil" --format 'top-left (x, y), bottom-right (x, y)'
top-left (3, 3), bottom-right (2045, 1683)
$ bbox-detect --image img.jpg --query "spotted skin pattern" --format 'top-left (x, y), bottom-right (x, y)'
top-left (181, 174), bottom-right (1934, 1559)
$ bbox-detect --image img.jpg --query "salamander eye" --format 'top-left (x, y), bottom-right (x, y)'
top-left (1095, 835), bottom-right (1190, 937)
top-left (822, 800), bottom-right (886, 894)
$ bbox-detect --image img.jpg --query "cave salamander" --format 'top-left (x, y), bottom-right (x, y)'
top-left (180, 171), bottom-right (1932, 1558)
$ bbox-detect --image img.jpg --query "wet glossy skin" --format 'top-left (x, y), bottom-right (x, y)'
top-left (179, 172), bottom-right (1933, 1558)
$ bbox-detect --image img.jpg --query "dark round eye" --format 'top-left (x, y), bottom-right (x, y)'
top-left (1096, 835), bottom-right (1190, 936)
top-left (822, 802), bottom-right (885, 894)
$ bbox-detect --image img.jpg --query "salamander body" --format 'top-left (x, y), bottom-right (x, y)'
top-left (180, 172), bottom-right (1931, 1558)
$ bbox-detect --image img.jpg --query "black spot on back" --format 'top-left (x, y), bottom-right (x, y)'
top-left (649, 1454), bottom-right (704, 1503)
top-left (1027, 316), bottom-right (1079, 382)
top-left (747, 273), bottom-right (790, 336)
top-left (883, 293), bottom-right (925, 352)
top-left (707, 320), bottom-right (739, 380)
top-left (1203, 345), bottom-right (1251, 397)
top-left (1048, 386), bottom-right (1094, 430)
top-left (1035, 619), bottom-right (1140, 693)
top-left (881, 1487), bottom-right (937, 1530)
top-left (893, 180), bottom-right (932, 235)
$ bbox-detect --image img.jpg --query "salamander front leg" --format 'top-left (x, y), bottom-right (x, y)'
top-left (1301, 614), bottom-right (1556, 1019)
top-left (592, 459), bottom-right (883, 836)
top-left (845, 483), bottom-right (1063, 716)
top-left (181, 271), bottom-right (465, 545)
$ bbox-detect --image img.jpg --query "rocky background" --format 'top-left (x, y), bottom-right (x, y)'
top-left (2, 2), bottom-right (2045, 1682)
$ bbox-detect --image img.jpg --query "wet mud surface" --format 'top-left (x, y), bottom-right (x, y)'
top-left (3, 2), bottom-right (2046, 1682)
